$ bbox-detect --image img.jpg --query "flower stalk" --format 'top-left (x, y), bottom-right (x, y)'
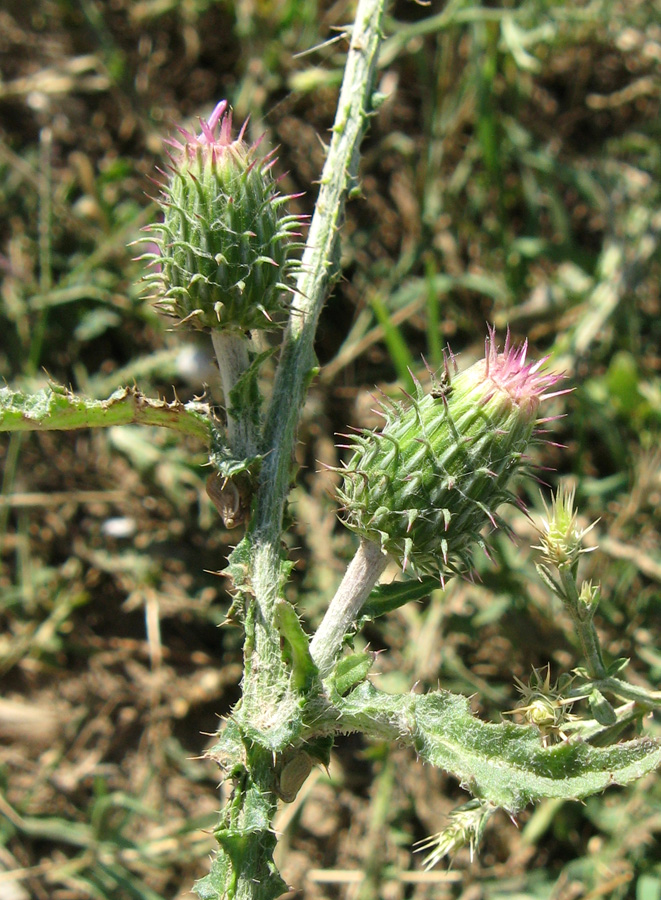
top-left (210, 329), bottom-right (257, 457)
top-left (310, 538), bottom-right (389, 677)
top-left (557, 566), bottom-right (607, 679)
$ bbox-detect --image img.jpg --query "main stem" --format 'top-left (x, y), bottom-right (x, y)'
top-left (242, 0), bottom-right (387, 688)
top-left (213, 5), bottom-right (387, 893)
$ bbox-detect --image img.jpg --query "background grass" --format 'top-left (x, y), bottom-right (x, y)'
top-left (1, 0), bottom-right (660, 898)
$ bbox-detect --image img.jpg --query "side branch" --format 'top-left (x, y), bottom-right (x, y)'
top-left (310, 538), bottom-right (389, 676)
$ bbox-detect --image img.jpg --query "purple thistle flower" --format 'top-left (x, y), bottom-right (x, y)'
top-left (165, 100), bottom-right (249, 166)
top-left (473, 327), bottom-right (568, 421)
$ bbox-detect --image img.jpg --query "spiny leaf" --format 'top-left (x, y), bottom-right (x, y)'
top-left (194, 769), bottom-right (285, 900)
top-left (274, 599), bottom-right (319, 692)
top-left (0, 384), bottom-right (215, 442)
top-left (332, 652), bottom-right (374, 696)
top-left (337, 683), bottom-right (661, 812)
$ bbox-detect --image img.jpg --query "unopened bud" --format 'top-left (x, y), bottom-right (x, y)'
top-left (578, 580), bottom-right (600, 619)
top-left (142, 100), bottom-right (303, 332)
top-left (415, 799), bottom-right (493, 868)
top-left (337, 330), bottom-right (567, 579)
top-left (536, 483), bottom-right (597, 572)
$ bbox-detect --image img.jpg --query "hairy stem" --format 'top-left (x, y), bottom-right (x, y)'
top-left (310, 539), bottom-right (389, 677)
top-left (211, 330), bottom-right (256, 457)
top-left (242, 0), bottom-right (387, 677)
top-left (558, 568), bottom-right (607, 679)
top-left (208, 3), bottom-right (388, 894)
top-left (595, 677), bottom-right (661, 708)
top-left (253, 0), bottom-right (386, 551)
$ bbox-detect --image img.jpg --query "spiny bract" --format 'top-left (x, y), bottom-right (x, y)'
top-left (337, 330), bottom-right (566, 579)
top-left (141, 100), bottom-right (303, 332)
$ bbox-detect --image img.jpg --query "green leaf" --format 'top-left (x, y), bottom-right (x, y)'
top-left (332, 652), bottom-right (373, 695)
top-left (0, 384), bottom-right (215, 442)
top-left (304, 734), bottom-right (334, 768)
top-left (274, 599), bottom-right (319, 692)
top-left (607, 657), bottom-right (630, 676)
top-left (337, 683), bottom-right (661, 812)
top-left (535, 563), bottom-right (565, 600)
top-left (588, 689), bottom-right (617, 725)
top-left (360, 575), bottom-right (440, 621)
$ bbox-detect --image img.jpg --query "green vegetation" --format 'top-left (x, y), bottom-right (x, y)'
top-left (1, 0), bottom-right (660, 898)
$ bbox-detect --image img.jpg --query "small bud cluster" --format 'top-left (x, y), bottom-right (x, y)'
top-left (337, 330), bottom-right (565, 579)
top-left (507, 666), bottom-right (578, 743)
top-left (142, 100), bottom-right (303, 333)
top-left (415, 799), bottom-right (494, 868)
top-left (535, 483), bottom-right (597, 571)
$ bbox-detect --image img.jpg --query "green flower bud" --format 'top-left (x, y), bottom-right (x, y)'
top-left (142, 100), bottom-right (303, 332)
top-left (416, 799), bottom-right (494, 868)
top-left (577, 579), bottom-right (601, 619)
top-left (535, 483), bottom-right (597, 572)
top-left (337, 330), bottom-right (566, 579)
top-left (506, 666), bottom-right (578, 743)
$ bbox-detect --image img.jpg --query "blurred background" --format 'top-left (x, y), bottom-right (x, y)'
top-left (0, 0), bottom-right (660, 897)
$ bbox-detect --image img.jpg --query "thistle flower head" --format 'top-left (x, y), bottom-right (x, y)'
top-left (337, 328), bottom-right (567, 579)
top-left (140, 100), bottom-right (303, 332)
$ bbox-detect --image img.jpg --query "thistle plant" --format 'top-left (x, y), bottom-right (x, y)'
top-left (1, 0), bottom-right (660, 896)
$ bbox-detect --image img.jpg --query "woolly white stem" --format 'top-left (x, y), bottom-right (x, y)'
top-left (211, 330), bottom-right (256, 457)
top-left (310, 539), bottom-right (389, 677)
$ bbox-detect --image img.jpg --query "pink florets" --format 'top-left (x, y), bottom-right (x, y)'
top-left (479, 327), bottom-right (568, 421)
top-left (165, 100), bottom-right (249, 165)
